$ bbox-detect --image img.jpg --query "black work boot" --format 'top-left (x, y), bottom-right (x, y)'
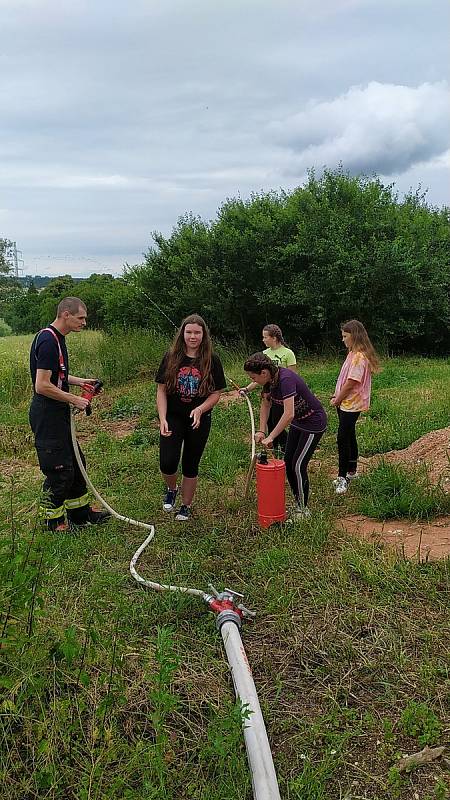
top-left (87, 508), bottom-right (111, 525)
top-left (69, 508), bottom-right (111, 530)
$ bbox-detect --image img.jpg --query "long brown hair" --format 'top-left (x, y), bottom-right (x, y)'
top-left (165, 314), bottom-right (215, 396)
top-left (341, 320), bottom-right (380, 373)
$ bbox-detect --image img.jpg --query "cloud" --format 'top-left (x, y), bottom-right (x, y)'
top-left (1, 2), bottom-right (449, 274)
top-left (269, 81), bottom-right (450, 176)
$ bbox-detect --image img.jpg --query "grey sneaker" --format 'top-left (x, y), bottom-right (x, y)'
top-left (163, 486), bottom-right (178, 512)
top-left (175, 504), bottom-right (191, 521)
top-left (334, 477), bottom-right (348, 495)
top-left (285, 506), bottom-right (311, 523)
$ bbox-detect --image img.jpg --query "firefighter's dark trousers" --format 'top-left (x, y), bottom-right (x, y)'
top-left (29, 395), bottom-right (90, 529)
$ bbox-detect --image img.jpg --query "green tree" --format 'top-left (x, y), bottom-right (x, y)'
top-left (38, 275), bottom-right (76, 325)
top-left (2, 283), bottom-right (43, 334)
top-left (0, 238), bottom-right (14, 275)
top-left (0, 318), bottom-right (12, 337)
top-left (75, 273), bottom-right (116, 328)
top-left (127, 169), bottom-right (450, 353)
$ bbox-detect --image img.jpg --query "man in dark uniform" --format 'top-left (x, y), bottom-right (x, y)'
top-left (29, 296), bottom-right (110, 531)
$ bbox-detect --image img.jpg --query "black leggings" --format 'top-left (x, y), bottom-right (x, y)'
top-left (337, 409), bottom-right (360, 478)
top-left (159, 411), bottom-right (212, 479)
top-left (284, 427), bottom-right (324, 508)
top-left (268, 403), bottom-right (287, 452)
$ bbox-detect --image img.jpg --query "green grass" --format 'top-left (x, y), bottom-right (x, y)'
top-left (1, 334), bottom-right (449, 799)
top-left (355, 461), bottom-right (450, 520)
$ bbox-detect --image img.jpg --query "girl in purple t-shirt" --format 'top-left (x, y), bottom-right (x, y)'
top-left (244, 353), bottom-right (327, 519)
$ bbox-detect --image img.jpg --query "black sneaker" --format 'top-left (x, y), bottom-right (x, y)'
top-left (175, 504), bottom-right (191, 521)
top-left (163, 486), bottom-right (178, 512)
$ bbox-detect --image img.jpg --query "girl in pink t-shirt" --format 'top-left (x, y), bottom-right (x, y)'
top-left (330, 320), bottom-right (380, 494)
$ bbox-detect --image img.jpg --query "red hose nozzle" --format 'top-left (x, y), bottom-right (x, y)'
top-left (81, 380), bottom-right (103, 415)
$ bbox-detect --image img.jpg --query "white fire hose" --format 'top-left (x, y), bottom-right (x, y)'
top-left (69, 390), bottom-right (280, 800)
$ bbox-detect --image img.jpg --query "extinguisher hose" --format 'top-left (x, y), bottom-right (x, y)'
top-left (225, 377), bottom-right (256, 462)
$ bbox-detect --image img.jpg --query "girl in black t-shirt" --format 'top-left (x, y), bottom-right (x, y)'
top-left (155, 314), bottom-right (226, 521)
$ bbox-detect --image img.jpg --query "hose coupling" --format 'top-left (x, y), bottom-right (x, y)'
top-left (205, 585), bottom-right (256, 626)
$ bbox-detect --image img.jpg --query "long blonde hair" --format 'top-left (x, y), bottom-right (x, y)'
top-left (341, 320), bottom-right (380, 373)
top-left (165, 314), bottom-right (215, 396)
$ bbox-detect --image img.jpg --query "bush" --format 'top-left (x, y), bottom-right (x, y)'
top-left (129, 169), bottom-right (450, 353)
top-left (0, 318), bottom-right (12, 337)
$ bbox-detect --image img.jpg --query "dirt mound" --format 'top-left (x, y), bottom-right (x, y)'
top-left (368, 426), bottom-right (450, 491)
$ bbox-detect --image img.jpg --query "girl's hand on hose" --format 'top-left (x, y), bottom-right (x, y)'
top-left (190, 407), bottom-right (202, 429)
top-left (160, 419), bottom-right (172, 436)
top-left (254, 431), bottom-right (265, 444)
top-left (262, 435), bottom-right (274, 448)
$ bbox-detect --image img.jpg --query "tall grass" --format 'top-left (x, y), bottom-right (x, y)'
top-left (0, 329), bottom-right (171, 408)
top-left (97, 327), bottom-right (168, 385)
top-left (355, 461), bottom-right (450, 520)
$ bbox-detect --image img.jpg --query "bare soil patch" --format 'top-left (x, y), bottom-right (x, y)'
top-left (219, 389), bottom-right (242, 406)
top-left (0, 459), bottom-right (40, 479)
top-left (76, 418), bottom-right (138, 442)
top-left (338, 514), bottom-right (450, 561)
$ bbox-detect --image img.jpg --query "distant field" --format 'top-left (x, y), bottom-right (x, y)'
top-left (0, 332), bottom-right (449, 800)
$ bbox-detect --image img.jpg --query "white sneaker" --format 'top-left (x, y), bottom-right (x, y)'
top-left (334, 477), bottom-right (348, 495)
top-left (286, 506), bottom-right (311, 522)
top-left (346, 472), bottom-right (358, 481)
top-left (295, 506), bottom-right (311, 519)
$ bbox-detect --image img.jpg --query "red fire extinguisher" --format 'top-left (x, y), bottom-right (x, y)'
top-left (256, 451), bottom-right (287, 528)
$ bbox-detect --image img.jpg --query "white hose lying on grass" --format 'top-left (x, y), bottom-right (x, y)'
top-left (220, 619), bottom-right (281, 800)
top-left (70, 398), bottom-right (281, 800)
top-left (70, 412), bottom-right (205, 597)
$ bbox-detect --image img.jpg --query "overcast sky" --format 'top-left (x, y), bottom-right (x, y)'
top-left (1, 0), bottom-right (449, 277)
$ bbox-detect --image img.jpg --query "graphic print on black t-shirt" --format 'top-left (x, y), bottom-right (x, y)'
top-left (155, 352), bottom-right (227, 415)
top-left (178, 365), bottom-right (202, 402)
